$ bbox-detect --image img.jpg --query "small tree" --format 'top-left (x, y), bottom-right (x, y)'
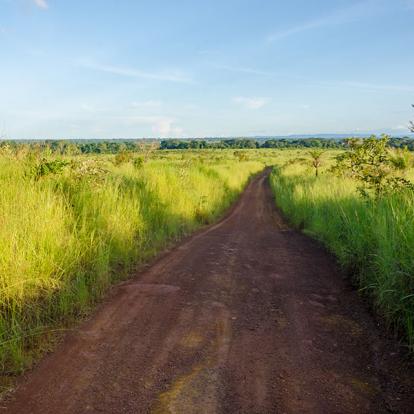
top-left (308, 150), bottom-right (324, 177)
top-left (333, 135), bottom-right (414, 198)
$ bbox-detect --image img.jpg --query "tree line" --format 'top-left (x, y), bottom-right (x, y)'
top-left (160, 137), bottom-right (414, 150)
top-left (1, 136), bottom-right (414, 154)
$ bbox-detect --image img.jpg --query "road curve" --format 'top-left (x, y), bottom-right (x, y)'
top-left (3, 170), bottom-right (414, 413)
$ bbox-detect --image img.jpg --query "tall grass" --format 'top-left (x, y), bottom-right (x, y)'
top-left (0, 150), bottom-right (264, 375)
top-left (270, 159), bottom-right (414, 349)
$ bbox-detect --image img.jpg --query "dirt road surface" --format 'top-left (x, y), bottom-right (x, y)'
top-left (3, 170), bottom-right (414, 413)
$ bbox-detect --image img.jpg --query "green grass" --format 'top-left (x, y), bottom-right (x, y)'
top-left (4, 143), bottom-right (413, 381)
top-left (0, 149), bottom-right (269, 375)
top-left (270, 152), bottom-right (414, 349)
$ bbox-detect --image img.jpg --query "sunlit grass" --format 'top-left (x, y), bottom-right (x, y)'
top-left (0, 150), bottom-right (266, 373)
top-left (270, 153), bottom-right (414, 350)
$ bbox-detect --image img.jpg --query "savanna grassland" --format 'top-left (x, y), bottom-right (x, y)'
top-left (270, 139), bottom-right (414, 352)
top-left (0, 144), bottom-right (277, 383)
top-left (1, 137), bottom-right (414, 394)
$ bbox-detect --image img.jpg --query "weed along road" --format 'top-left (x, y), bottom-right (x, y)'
top-left (3, 170), bottom-right (414, 414)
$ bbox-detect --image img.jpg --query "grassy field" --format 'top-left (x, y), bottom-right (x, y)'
top-left (269, 148), bottom-right (414, 350)
top-left (1, 142), bottom-right (414, 384)
top-left (0, 147), bottom-right (279, 378)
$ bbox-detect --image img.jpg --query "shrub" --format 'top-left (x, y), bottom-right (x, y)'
top-left (113, 151), bottom-right (133, 166)
top-left (31, 158), bottom-right (69, 180)
top-left (133, 156), bottom-right (144, 169)
top-left (332, 135), bottom-right (414, 198)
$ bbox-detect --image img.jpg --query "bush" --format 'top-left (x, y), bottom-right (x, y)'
top-left (113, 151), bottom-right (133, 166)
top-left (31, 158), bottom-right (68, 180)
top-left (332, 135), bottom-right (414, 198)
top-left (133, 156), bottom-right (144, 169)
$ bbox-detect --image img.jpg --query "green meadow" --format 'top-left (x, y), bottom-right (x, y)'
top-left (1, 140), bottom-right (414, 382)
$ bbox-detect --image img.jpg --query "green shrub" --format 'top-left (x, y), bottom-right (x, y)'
top-left (31, 158), bottom-right (69, 179)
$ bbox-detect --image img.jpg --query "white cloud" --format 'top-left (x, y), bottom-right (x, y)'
top-left (80, 61), bottom-right (192, 83)
top-left (33, 0), bottom-right (48, 9)
top-left (267, 1), bottom-right (376, 42)
top-left (119, 115), bottom-right (183, 137)
top-left (152, 118), bottom-right (183, 137)
top-left (233, 96), bottom-right (270, 110)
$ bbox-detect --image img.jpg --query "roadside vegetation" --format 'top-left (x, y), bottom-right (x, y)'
top-left (2, 134), bottom-right (414, 384)
top-left (270, 136), bottom-right (414, 350)
top-left (0, 145), bottom-right (271, 379)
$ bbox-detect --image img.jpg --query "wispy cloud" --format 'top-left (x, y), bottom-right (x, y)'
top-left (80, 61), bottom-right (192, 83)
top-left (267, 1), bottom-right (375, 42)
top-left (212, 63), bottom-right (312, 83)
top-left (233, 96), bottom-right (270, 110)
top-left (33, 0), bottom-right (48, 9)
top-left (324, 80), bottom-right (414, 93)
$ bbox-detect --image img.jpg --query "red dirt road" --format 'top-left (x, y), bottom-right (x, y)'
top-left (3, 170), bottom-right (414, 413)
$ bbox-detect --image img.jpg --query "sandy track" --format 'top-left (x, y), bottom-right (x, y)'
top-left (3, 170), bottom-right (414, 413)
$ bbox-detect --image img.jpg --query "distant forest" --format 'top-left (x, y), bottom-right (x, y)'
top-left (159, 137), bottom-right (414, 150)
top-left (1, 136), bottom-right (414, 154)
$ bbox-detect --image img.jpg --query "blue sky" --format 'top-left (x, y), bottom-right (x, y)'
top-left (1, 0), bottom-right (413, 138)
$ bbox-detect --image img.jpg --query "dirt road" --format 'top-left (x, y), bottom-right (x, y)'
top-left (3, 170), bottom-right (414, 413)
